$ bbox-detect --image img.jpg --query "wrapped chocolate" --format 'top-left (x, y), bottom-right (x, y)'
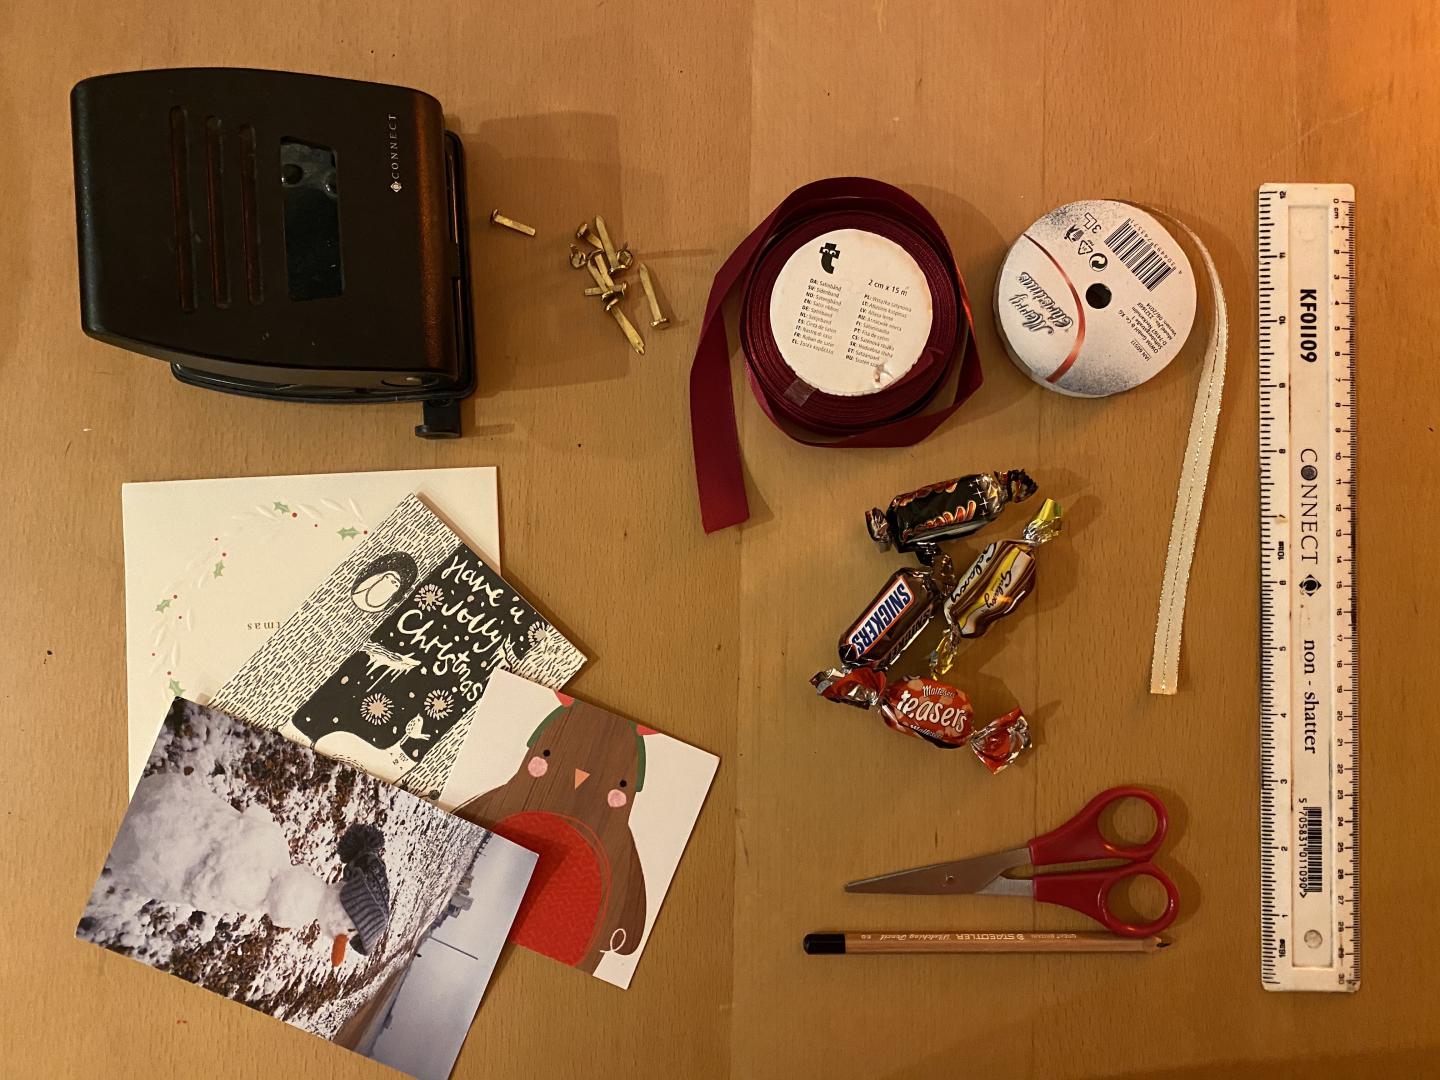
top-left (836, 554), bottom-right (955, 670)
top-left (811, 667), bottom-right (1031, 772)
top-left (866, 469), bottom-right (1038, 563)
top-left (931, 499), bottom-right (1063, 676)
top-left (877, 674), bottom-right (977, 747)
top-left (970, 709), bottom-right (1031, 774)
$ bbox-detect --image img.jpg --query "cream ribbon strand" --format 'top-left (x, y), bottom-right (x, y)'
top-left (1147, 210), bottom-right (1228, 695)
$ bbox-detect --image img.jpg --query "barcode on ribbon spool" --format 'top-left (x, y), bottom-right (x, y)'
top-left (1300, 806), bottom-right (1325, 898)
top-left (1104, 218), bottom-right (1176, 291)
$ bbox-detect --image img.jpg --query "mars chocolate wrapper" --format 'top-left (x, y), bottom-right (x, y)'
top-left (932, 499), bottom-right (1063, 677)
top-left (810, 669), bottom-right (1031, 772)
top-left (866, 469), bottom-right (1037, 563)
top-left (835, 555), bottom-right (954, 670)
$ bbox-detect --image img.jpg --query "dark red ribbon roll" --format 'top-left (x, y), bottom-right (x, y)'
top-left (689, 177), bottom-right (983, 533)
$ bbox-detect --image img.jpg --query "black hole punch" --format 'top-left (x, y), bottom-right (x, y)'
top-left (168, 106), bottom-right (196, 312)
top-left (1085, 282), bottom-right (1112, 309)
top-left (279, 138), bottom-right (342, 300)
top-left (238, 125), bottom-right (263, 305)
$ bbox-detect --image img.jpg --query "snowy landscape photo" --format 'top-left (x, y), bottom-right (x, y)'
top-left (77, 698), bottom-right (537, 1080)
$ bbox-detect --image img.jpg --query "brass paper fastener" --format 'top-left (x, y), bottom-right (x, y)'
top-left (490, 210), bottom-right (536, 236)
top-left (638, 263), bottom-right (669, 328)
top-left (610, 306), bottom-right (646, 355)
top-left (594, 216), bottom-right (621, 273)
top-left (576, 223), bottom-right (604, 250)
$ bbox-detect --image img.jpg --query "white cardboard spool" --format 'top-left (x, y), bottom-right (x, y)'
top-left (768, 227), bottom-right (934, 397)
top-left (994, 200), bottom-right (1196, 398)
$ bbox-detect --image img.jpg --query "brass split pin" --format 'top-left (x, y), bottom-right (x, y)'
top-left (567, 215), bottom-right (664, 356)
top-left (489, 210), bottom-right (536, 236)
top-left (638, 264), bottom-right (669, 329)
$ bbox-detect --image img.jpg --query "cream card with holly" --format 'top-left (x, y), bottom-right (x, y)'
top-left (123, 469), bottom-right (500, 793)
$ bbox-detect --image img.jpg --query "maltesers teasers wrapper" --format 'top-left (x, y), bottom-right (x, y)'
top-left (810, 667), bottom-right (1030, 773)
top-left (931, 499), bottom-right (1063, 676)
top-left (866, 469), bottom-right (1037, 564)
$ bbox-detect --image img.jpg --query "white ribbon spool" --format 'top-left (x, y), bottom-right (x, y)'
top-left (995, 200), bottom-right (1228, 694)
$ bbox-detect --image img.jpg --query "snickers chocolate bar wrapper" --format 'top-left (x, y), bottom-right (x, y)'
top-left (932, 499), bottom-right (1063, 677)
top-left (866, 469), bottom-right (1037, 563)
top-left (835, 555), bottom-right (955, 670)
top-left (811, 668), bottom-right (1031, 772)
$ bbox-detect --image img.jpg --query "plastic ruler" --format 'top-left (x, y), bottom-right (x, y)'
top-left (1257, 182), bottom-right (1359, 992)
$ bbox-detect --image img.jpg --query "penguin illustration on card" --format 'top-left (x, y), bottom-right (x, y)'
top-left (454, 699), bottom-right (652, 974)
top-left (282, 550), bottom-right (436, 783)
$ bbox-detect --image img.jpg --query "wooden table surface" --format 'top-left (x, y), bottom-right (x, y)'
top-left (3, 2), bottom-right (1437, 1077)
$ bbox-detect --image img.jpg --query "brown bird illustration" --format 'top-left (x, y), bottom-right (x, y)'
top-left (454, 698), bottom-right (651, 974)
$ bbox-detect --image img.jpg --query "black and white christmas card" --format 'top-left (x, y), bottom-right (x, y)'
top-left (212, 494), bottom-right (585, 801)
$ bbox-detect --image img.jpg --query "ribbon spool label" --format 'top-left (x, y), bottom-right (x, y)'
top-left (768, 228), bottom-right (934, 397)
top-left (995, 201), bottom-right (1196, 398)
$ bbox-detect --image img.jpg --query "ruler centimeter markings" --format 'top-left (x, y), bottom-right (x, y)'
top-left (1257, 183), bottom-right (1359, 992)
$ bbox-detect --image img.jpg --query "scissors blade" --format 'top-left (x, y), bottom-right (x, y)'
top-left (844, 847), bottom-right (1028, 895)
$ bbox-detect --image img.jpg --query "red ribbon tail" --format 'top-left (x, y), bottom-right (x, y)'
top-left (690, 311), bottom-right (749, 533)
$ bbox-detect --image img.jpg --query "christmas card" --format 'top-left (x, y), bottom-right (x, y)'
top-left (78, 698), bottom-right (537, 1080)
top-left (210, 493), bottom-right (586, 803)
top-left (444, 670), bottom-right (719, 989)
top-left (123, 468), bottom-right (501, 794)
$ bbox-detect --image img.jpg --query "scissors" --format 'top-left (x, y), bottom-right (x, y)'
top-left (844, 786), bottom-right (1180, 938)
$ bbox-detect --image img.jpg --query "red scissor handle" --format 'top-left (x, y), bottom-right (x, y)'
top-left (1028, 786), bottom-right (1169, 866)
top-left (1032, 862), bottom-right (1180, 937)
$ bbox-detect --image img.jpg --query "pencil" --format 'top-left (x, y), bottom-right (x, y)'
top-left (802, 931), bottom-right (1169, 955)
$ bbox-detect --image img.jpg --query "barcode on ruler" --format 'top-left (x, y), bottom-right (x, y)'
top-left (1300, 806), bottom-right (1325, 897)
top-left (1104, 218), bottom-right (1176, 290)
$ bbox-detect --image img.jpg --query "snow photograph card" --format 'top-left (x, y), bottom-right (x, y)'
top-left (443, 670), bottom-right (719, 989)
top-left (210, 493), bottom-right (586, 802)
top-left (122, 467), bottom-right (502, 795)
top-left (77, 699), bottom-right (537, 1080)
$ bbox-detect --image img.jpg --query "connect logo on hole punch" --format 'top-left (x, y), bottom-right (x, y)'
top-left (385, 113), bottom-right (403, 193)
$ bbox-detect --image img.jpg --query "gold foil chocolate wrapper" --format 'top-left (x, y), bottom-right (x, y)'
top-left (932, 499), bottom-right (1063, 676)
top-left (866, 469), bottom-right (1037, 564)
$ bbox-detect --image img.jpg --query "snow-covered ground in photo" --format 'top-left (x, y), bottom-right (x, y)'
top-left (77, 701), bottom-right (487, 1041)
top-left (368, 833), bottom-right (536, 1077)
top-left (106, 771), bottom-right (356, 940)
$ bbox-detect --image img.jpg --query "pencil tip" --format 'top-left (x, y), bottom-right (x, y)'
top-left (1155, 938), bottom-right (1173, 949)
